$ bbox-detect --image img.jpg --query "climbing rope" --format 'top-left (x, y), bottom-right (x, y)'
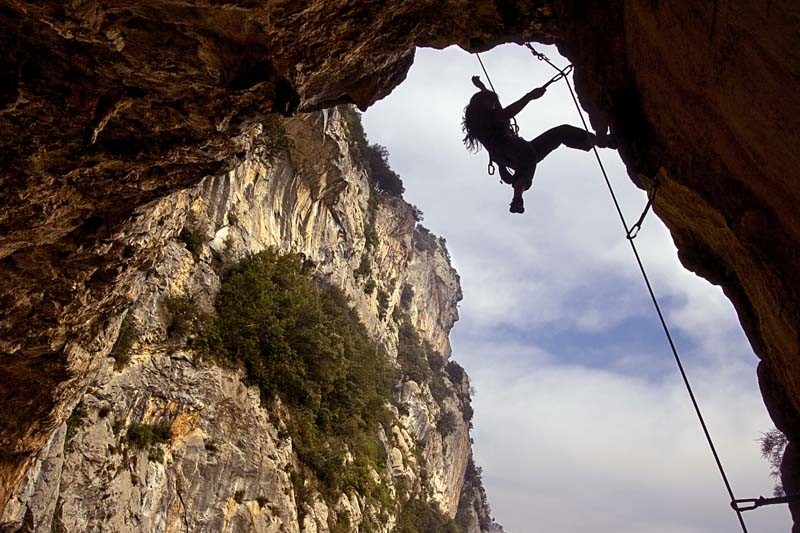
top-left (522, 44), bottom-right (751, 533)
top-left (475, 51), bottom-right (498, 94)
top-left (476, 51), bottom-right (519, 136)
top-left (476, 51), bottom-right (512, 179)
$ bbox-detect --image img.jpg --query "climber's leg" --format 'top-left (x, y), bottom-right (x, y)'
top-left (509, 179), bottom-right (526, 214)
top-left (508, 159), bottom-right (536, 214)
top-left (529, 124), bottom-right (616, 162)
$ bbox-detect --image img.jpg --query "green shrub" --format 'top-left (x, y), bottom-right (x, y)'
top-left (290, 470), bottom-right (311, 524)
top-left (364, 278), bottom-right (377, 295)
top-left (436, 409), bottom-right (458, 436)
top-left (760, 427), bottom-right (788, 496)
top-left (455, 457), bottom-right (494, 531)
top-left (148, 447), bottom-right (165, 462)
top-left (179, 214), bottom-right (205, 259)
top-left (429, 374), bottom-right (449, 406)
top-left (126, 422), bottom-right (171, 449)
top-left (399, 284), bottom-right (414, 310)
top-left (364, 143), bottom-right (405, 197)
top-left (461, 403), bottom-right (474, 427)
top-left (355, 254), bottom-right (371, 280)
top-left (340, 106), bottom-right (369, 168)
top-left (65, 403), bottom-right (88, 451)
top-left (203, 249), bottom-right (394, 502)
top-left (445, 361), bottom-right (465, 385)
top-left (395, 498), bottom-right (459, 533)
top-left (377, 289), bottom-right (390, 321)
top-left (365, 217), bottom-right (379, 250)
top-left (328, 511), bottom-right (351, 533)
top-left (257, 114), bottom-right (292, 161)
top-left (364, 184), bottom-right (380, 251)
top-left (163, 293), bottom-right (202, 340)
top-left (395, 313), bottom-right (454, 412)
top-left (110, 313), bottom-right (136, 370)
top-left (396, 318), bottom-right (430, 384)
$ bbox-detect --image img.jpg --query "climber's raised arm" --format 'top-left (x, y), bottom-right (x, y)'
top-left (499, 86), bottom-right (546, 121)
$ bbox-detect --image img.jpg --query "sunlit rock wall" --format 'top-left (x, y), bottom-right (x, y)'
top-left (0, 109), bottom-right (496, 533)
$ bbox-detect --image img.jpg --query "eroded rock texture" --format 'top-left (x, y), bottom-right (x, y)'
top-left (0, 1), bottom-right (557, 508)
top-left (1, 0), bottom-right (799, 528)
top-left (2, 108), bottom-right (496, 532)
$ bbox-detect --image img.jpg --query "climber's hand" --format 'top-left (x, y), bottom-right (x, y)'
top-left (528, 86), bottom-right (546, 100)
top-left (472, 76), bottom-right (490, 92)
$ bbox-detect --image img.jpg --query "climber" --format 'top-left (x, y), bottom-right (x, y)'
top-left (462, 76), bottom-right (616, 213)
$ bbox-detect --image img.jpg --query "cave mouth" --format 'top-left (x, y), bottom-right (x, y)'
top-left (361, 43), bottom-right (787, 532)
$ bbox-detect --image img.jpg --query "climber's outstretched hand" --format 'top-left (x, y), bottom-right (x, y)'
top-left (471, 76), bottom-right (488, 91)
top-left (527, 86), bottom-right (546, 100)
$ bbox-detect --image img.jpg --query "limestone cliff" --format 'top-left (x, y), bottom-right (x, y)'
top-left (1, 0), bottom-right (799, 529)
top-left (0, 107), bottom-right (502, 532)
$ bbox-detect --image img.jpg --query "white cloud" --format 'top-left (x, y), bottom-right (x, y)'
top-left (462, 336), bottom-right (786, 533)
top-left (363, 44), bottom-right (787, 532)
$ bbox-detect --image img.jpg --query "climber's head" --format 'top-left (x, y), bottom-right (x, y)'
top-left (462, 90), bottom-right (501, 152)
top-left (471, 90), bottom-right (501, 111)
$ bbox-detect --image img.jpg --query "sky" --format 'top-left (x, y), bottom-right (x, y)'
top-left (362, 45), bottom-right (790, 532)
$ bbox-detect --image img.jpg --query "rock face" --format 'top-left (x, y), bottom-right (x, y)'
top-left (1, 0), bottom-right (799, 529)
top-left (0, 108), bottom-right (499, 532)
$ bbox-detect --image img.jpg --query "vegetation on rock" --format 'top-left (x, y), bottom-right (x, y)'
top-left (126, 422), bottom-right (171, 448)
top-left (200, 249), bottom-right (395, 503)
top-left (456, 456), bottom-right (496, 532)
top-left (110, 313), bottom-right (136, 370)
top-left (179, 213), bottom-right (206, 260)
top-left (364, 143), bottom-right (405, 197)
top-left (396, 315), bottom-right (450, 407)
top-left (396, 497), bottom-right (460, 533)
top-left (760, 427), bottom-right (788, 496)
top-left (163, 292), bottom-right (204, 341)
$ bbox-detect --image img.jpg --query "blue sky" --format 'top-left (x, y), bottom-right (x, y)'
top-left (362, 45), bottom-right (790, 532)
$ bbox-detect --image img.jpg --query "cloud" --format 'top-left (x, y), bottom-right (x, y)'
top-left (362, 44), bottom-right (787, 532)
top-left (463, 337), bottom-right (787, 533)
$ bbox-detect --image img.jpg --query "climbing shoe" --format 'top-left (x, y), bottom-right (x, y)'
top-left (509, 198), bottom-right (524, 214)
top-left (595, 133), bottom-right (618, 149)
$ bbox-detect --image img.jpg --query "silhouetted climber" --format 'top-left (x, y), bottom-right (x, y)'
top-left (462, 76), bottom-right (616, 213)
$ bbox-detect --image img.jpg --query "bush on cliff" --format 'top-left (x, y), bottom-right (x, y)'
top-left (201, 249), bottom-right (394, 501)
top-left (364, 143), bottom-right (405, 197)
top-left (396, 315), bottom-right (452, 407)
top-left (396, 498), bottom-right (459, 533)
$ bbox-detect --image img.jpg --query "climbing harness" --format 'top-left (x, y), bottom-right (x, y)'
top-left (476, 43), bottom-right (758, 532)
top-left (626, 178), bottom-right (660, 240)
top-left (732, 493), bottom-right (800, 512)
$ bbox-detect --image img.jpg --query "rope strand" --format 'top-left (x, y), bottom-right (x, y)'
top-left (475, 52), bottom-right (518, 134)
top-left (475, 52), bottom-right (498, 94)
top-left (523, 45), bottom-right (750, 533)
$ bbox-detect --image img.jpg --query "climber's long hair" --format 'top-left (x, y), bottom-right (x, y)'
top-left (462, 90), bottom-right (502, 153)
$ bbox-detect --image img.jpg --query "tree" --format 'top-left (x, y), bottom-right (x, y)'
top-left (364, 143), bottom-right (405, 196)
top-left (760, 427), bottom-right (788, 496)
